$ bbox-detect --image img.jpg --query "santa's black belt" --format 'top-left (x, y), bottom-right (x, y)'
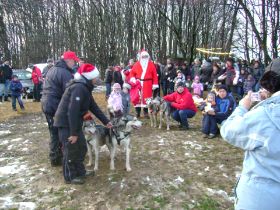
top-left (138, 78), bottom-right (153, 81)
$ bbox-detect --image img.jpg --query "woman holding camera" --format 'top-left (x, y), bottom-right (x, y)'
top-left (221, 58), bottom-right (280, 210)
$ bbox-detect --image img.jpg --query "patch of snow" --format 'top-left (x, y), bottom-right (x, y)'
top-left (219, 164), bottom-right (224, 169)
top-left (146, 176), bottom-right (150, 182)
top-left (223, 173), bottom-right (228, 178)
top-left (31, 131), bottom-right (40, 134)
top-left (183, 141), bottom-right (202, 150)
top-left (158, 139), bottom-right (165, 146)
top-left (0, 130), bottom-right (11, 136)
top-left (120, 179), bottom-right (126, 189)
top-left (0, 157), bottom-right (11, 162)
top-left (11, 138), bottom-right (23, 142)
top-left (7, 145), bottom-right (14, 150)
top-left (207, 188), bottom-right (234, 202)
top-left (0, 164), bottom-right (27, 177)
top-left (204, 166), bottom-right (210, 172)
top-left (21, 148), bottom-right (28, 151)
top-left (0, 140), bottom-right (9, 145)
top-left (0, 196), bottom-right (14, 209)
top-left (22, 140), bottom-right (30, 144)
top-left (198, 172), bottom-right (203, 176)
top-left (156, 135), bottom-right (161, 139)
top-left (174, 176), bottom-right (184, 183)
top-left (18, 202), bottom-right (36, 210)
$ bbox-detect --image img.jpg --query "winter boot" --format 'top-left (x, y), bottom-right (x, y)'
top-left (135, 107), bottom-right (141, 118)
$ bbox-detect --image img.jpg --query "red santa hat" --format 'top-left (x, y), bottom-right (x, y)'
top-left (74, 63), bottom-right (100, 80)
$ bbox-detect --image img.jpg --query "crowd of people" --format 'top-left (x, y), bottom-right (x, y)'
top-left (2, 49), bottom-right (280, 210)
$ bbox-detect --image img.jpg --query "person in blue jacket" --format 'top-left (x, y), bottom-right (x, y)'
top-left (9, 75), bottom-right (24, 111)
top-left (221, 57), bottom-right (280, 210)
top-left (202, 85), bottom-right (235, 138)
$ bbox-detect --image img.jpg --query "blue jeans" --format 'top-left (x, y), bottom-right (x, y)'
top-left (105, 83), bottom-right (111, 97)
top-left (4, 80), bottom-right (10, 97)
top-left (202, 114), bottom-right (225, 135)
top-left (172, 109), bottom-right (196, 127)
top-left (0, 84), bottom-right (4, 97)
top-left (11, 95), bottom-right (24, 110)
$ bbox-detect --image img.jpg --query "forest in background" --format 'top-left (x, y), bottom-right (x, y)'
top-left (0, 0), bottom-right (279, 71)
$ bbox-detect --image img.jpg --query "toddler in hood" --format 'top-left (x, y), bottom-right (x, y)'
top-left (108, 83), bottom-right (123, 118)
top-left (191, 75), bottom-right (204, 97)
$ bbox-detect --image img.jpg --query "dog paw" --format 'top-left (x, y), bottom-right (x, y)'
top-left (126, 167), bottom-right (132, 172)
top-left (86, 163), bottom-right (93, 167)
top-left (167, 127), bottom-right (170, 131)
top-left (94, 167), bottom-right (98, 171)
top-left (159, 126), bottom-right (162, 129)
top-left (110, 167), bottom-right (116, 171)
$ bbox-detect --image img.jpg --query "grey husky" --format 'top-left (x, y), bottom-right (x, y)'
top-left (83, 116), bottom-right (142, 172)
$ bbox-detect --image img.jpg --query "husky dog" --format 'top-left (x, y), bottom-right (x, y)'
top-left (146, 96), bottom-right (171, 130)
top-left (83, 117), bottom-right (142, 172)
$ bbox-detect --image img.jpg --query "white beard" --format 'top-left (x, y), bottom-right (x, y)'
top-left (140, 58), bottom-right (149, 80)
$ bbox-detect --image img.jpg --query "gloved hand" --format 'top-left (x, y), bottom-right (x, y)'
top-left (83, 111), bottom-right (93, 121)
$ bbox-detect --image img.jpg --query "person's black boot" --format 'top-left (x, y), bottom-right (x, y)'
top-left (0, 96), bottom-right (2, 103)
top-left (143, 108), bottom-right (149, 119)
top-left (4, 96), bottom-right (9, 101)
top-left (135, 107), bottom-right (141, 118)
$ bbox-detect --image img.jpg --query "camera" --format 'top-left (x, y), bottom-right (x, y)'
top-left (251, 92), bottom-right (261, 102)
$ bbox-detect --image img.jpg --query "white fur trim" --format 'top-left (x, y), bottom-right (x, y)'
top-left (140, 60), bottom-right (148, 80)
top-left (152, 84), bottom-right (159, 90)
top-left (74, 72), bottom-right (82, 79)
top-left (82, 67), bottom-right (100, 80)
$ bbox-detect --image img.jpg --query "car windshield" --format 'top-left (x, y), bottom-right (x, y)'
top-left (13, 71), bottom-right (32, 80)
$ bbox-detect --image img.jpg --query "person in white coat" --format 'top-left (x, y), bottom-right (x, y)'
top-left (221, 57), bottom-right (280, 210)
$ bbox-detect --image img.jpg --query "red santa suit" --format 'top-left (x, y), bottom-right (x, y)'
top-left (129, 51), bottom-right (159, 107)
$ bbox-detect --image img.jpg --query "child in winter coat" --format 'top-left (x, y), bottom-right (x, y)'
top-left (108, 83), bottom-right (123, 118)
top-left (243, 74), bottom-right (256, 94)
top-left (9, 75), bottom-right (25, 111)
top-left (199, 92), bottom-right (217, 114)
top-left (191, 75), bottom-right (204, 97)
top-left (174, 71), bottom-right (186, 90)
top-left (121, 83), bottom-right (131, 117)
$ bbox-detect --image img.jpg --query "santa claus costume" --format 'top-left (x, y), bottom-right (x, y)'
top-left (129, 50), bottom-right (159, 117)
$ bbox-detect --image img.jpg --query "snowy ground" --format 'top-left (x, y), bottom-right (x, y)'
top-left (0, 108), bottom-right (243, 209)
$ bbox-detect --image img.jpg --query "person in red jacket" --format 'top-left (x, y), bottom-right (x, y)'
top-left (31, 64), bottom-right (43, 102)
top-left (163, 82), bottom-right (197, 130)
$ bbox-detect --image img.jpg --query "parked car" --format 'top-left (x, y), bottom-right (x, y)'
top-left (12, 69), bottom-right (34, 98)
top-left (26, 63), bottom-right (48, 73)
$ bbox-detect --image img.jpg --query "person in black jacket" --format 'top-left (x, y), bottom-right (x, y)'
top-left (104, 66), bottom-right (113, 98)
top-left (112, 66), bottom-right (124, 88)
top-left (1, 59), bottom-right (13, 101)
top-left (41, 51), bottom-right (79, 166)
top-left (54, 63), bottom-right (112, 184)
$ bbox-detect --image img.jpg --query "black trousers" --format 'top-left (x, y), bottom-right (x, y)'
top-left (45, 114), bottom-right (62, 164)
top-left (33, 83), bottom-right (42, 101)
top-left (58, 127), bottom-right (87, 181)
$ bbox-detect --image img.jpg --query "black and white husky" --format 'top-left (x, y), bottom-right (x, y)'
top-left (83, 117), bottom-right (142, 172)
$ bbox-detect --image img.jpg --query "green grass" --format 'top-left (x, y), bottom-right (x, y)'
top-left (195, 196), bottom-right (220, 210)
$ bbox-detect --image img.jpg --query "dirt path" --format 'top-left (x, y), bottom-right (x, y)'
top-left (0, 104), bottom-right (243, 210)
